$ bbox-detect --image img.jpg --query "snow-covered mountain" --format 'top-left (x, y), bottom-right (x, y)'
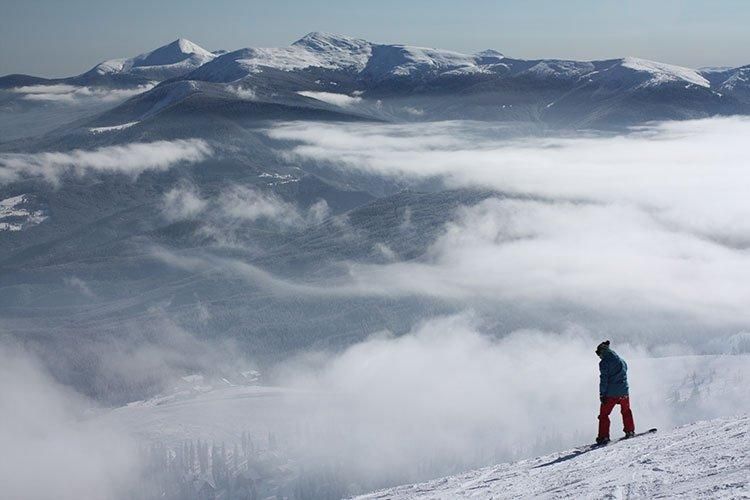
top-left (90, 33), bottom-right (750, 128)
top-left (0, 38), bottom-right (215, 89)
top-left (82, 38), bottom-right (215, 82)
top-left (2, 32), bottom-right (749, 130)
top-left (182, 32), bottom-right (717, 88)
top-left (357, 415), bottom-right (750, 499)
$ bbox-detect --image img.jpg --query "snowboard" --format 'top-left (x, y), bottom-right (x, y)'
top-left (595, 427), bottom-right (658, 447)
top-left (534, 428), bottom-right (658, 468)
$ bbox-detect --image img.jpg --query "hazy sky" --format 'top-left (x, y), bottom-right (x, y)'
top-left (1, 0), bottom-right (748, 77)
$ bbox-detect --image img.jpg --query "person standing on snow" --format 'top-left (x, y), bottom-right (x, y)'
top-left (595, 340), bottom-right (635, 445)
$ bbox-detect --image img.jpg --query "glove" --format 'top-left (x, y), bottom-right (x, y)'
top-left (600, 395), bottom-right (606, 404)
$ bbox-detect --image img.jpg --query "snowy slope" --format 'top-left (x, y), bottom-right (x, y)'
top-left (87, 38), bottom-right (215, 81)
top-left (4, 32), bottom-right (750, 133)
top-left (620, 56), bottom-right (710, 88)
top-left (182, 32), bottom-right (720, 88)
top-left (356, 415), bottom-right (750, 499)
top-left (187, 32), bottom-right (373, 81)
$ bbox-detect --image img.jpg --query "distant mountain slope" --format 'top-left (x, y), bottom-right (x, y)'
top-left (76, 38), bottom-right (215, 84)
top-left (0, 38), bottom-right (215, 89)
top-left (3, 32), bottom-right (750, 134)
top-left (357, 415), bottom-right (750, 499)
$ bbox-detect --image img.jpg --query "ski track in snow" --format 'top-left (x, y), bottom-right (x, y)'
top-left (356, 416), bottom-right (749, 499)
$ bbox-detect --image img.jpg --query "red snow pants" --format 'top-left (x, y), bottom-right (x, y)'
top-left (598, 395), bottom-right (635, 439)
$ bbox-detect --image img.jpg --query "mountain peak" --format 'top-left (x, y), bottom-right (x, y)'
top-left (292, 32), bottom-right (371, 51)
top-left (475, 49), bottom-right (505, 63)
top-left (133, 38), bottom-right (214, 67)
top-left (88, 38), bottom-right (215, 80)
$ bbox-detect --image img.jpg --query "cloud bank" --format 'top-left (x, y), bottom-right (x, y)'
top-left (0, 344), bottom-right (141, 500)
top-left (268, 117), bottom-right (750, 244)
top-left (10, 83), bottom-right (154, 104)
top-left (0, 139), bottom-right (212, 185)
top-left (259, 117), bottom-right (750, 333)
top-left (271, 314), bottom-right (750, 486)
top-left (163, 183), bottom-right (330, 229)
top-left (298, 91), bottom-right (363, 108)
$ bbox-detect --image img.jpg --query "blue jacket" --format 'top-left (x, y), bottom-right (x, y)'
top-left (599, 349), bottom-right (629, 396)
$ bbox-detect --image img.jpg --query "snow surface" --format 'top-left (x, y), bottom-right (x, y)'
top-left (188, 32), bottom-right (511, 82)
top-left (231, 33), bottom-right (372, 74)
top-left (356, 416), bottom-right (750, 499)
top-left (523, 60), bottom-right (595, 80)
top-left (0, 194), bottom-right (47, 231)
top-left (181, 32), bottom-right (732, 95)
top-left (92, 38), bottom-right (215, 80)
top-left (378, 45), bottom-right (483, 77)
top-left (621, 57), bottom-right (710, 88)
top-left (89, 121), bottom-right (139, 134)
top-left (720, 67), bottom-right (750, 91)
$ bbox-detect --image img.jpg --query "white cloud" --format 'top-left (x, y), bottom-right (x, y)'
top-left (162, 184), bottom-right (208, 221)
top-left (253, 118), bottom-right (750, 330)
top-left (403, 106), bottom-right (424, 116)
top-left (64, 276), bottom-right (94, 298)
top-left (342, 198), bottom-right (750, 325)
top-left (267, 117), bottom-right (750, 245)
top-left (219, 185), bottom-right (304, 225)
top-left (0, 139), bottom-right (212, 185)
top-left (277, 314), bottom-right (750, 481)
top-left (10, 83), bottom-right (154, 104)
top-left (229, 85), bottom-right (257, 100)
top-left (0, 345), bottom-right (141, 500)
top-left (297, 91), bottom-right (363, 108)
top-left (162, 183), bottom-right (330, 233)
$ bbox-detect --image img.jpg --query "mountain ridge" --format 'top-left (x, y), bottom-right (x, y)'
top-left (2, 32), bottom-right (750, 137)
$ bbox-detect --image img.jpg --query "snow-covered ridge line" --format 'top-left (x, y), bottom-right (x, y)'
top-left (355, 416), bottom-right (750, 499)
top-left (621, 56), bottom-right (710, 88)
top-left (183, 31), bottom-right (738, 90)
top-left (4, 32), bottom-right (748, 93)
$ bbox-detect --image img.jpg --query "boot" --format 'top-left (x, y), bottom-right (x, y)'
top-left (623, 431), bottom-right (635, 439)
top-left (595, 436), bottom-right (610, 445)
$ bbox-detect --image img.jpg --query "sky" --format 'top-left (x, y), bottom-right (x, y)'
top-left (0, 0), bottom-right (748, 77)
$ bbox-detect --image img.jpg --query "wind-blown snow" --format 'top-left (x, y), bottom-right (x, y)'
top-left (357, 416), bottom-right (750, 499)
top-left (621, 57), bottom-right (710, 88)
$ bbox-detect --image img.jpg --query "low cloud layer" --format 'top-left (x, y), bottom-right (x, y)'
top-left (0, 139), bottom-right (211, 185)
top-left (268, 117), bottom-right (750, 244)
top-left (260, 117), bottom-right (750, 334)
top-left (298, 91), bottom-right (363, 108)
top-left (9, 84), bottom-right (154, 104)
top-left (0, 344), bottom-right (141, 500)
top-left (343, 198), bottom-right (750, 327)
top-left (163, 183), bottom-right (330, 232)
top-left (276, 315), bottom-right (749, 487)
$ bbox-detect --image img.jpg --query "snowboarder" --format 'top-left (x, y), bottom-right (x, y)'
top-left (595, 340), bottom-right (635, 445)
